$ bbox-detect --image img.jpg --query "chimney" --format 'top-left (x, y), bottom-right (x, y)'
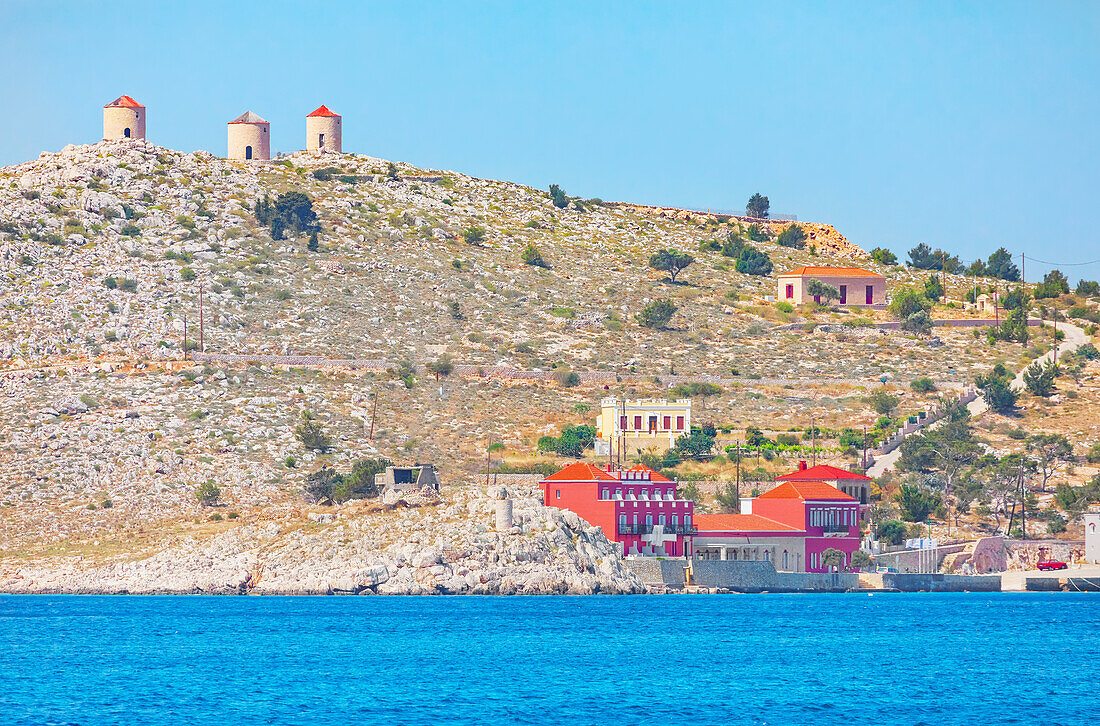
top-left (799, 460), bottom-right (807, 471)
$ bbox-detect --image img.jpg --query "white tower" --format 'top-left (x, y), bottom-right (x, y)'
top-left (103, 95), bottom-right (146, 140)
top-left (227, 111), bottom-right (270, 160)
top-left (306, 105), bottom-right (342, 153)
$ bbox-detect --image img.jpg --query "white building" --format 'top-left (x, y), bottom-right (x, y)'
top-left (1086, 512), bottom-right (1100, 564)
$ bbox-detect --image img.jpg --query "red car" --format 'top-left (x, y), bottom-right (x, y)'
top-left (1037, 560), bottom-right (1068, 571)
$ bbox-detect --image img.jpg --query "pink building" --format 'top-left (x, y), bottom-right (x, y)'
top-left (691, 464), bottom-right (863, 572)
top-left (540, 463), bottom-right (694, 557)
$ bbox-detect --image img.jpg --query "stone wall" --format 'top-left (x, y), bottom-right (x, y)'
top-left (690, 560), bottom-right (857, 592)
top-left (882, 573), bottom-right (1001, 592)
top-left (625, 558), bottom-right (688, 586)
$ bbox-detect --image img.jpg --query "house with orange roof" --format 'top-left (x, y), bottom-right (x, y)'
top-left (777, 266), bottom-right (886, 306)
top-left (539, 462), bottom-right (694, 557)
top-left (690, 461), bottom-right (864, 571)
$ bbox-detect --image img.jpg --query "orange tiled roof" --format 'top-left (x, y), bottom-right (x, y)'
top-left (104, 95), bottom-right (143, 108)
top-left (541, 461), bottom-right (618, 483)
top-left (776, 463), bottom-right (871, 482)
top-left (757, 482), bottom-right (856, 502)
top-left (307, 105), bottom-right (340, 118)
top-left (694, 513), bottom-right (803, 533)
top-left (778, 266), bottom-right (884, 278)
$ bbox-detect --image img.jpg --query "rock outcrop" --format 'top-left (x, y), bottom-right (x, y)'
top-left (0, 486), bottom-right (643, 595)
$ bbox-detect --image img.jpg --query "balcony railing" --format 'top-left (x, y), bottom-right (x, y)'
top-left (618, 523), bottom-right (698, 536)
top-left (822, 524), bottom-right (852, 534)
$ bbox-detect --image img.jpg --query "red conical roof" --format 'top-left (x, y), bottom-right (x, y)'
top-left (307, 105), bottom-right (340, 118)
top-left (105, 95), bottom-right (143, 109)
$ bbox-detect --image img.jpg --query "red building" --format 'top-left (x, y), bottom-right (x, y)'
top-left (539, 462), bottom-right (694, 556)
top-left (691, 463), bottom-right (864, 572)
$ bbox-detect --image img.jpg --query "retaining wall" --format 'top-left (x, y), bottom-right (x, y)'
top-left (690, 560), bottom-right (857, 592)
top-left (882, 573), bottom-right (1001, 592)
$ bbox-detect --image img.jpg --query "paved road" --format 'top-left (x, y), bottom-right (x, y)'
top-left (868, 321), bottom-right (1088, 478)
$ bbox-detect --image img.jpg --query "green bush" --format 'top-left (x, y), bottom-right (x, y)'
top-left (776, 301), bottom-right (794, 313)
top-left (910, 377), bottom-right (937, 393)
top-left (180, 267), bottom-right (197, 282)
top-left (196, 480), bottom-right (221, 506)
top-left (648, 249), bottom-right (694, 284)
top-left (776, 223), bottom-right (806, 249)
top-left (295, 411), bottom-right (332, 452)
top-left (462, 226), bottom-right (486, 244)
top-left (875, 519), bottom-right (907, 545)
top-left (522, 243), bottom-right (548, 268)
top-left (889, 288), bottom-right (932, 320)
top-left (636, 299), bottom-right (677, 329)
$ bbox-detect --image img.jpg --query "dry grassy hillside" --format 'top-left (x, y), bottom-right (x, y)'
top-left (0, 140), bottom-right (1096, 560)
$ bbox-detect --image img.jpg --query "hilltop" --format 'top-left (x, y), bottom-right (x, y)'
top-left (0, 140), bottom-right (1098, 578)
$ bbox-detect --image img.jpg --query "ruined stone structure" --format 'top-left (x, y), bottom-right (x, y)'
top-left (103, 95), bottom-right (145, 141)
top-left (306, 105), bottom-right (342, 153)
top-left (227, 111), bottom-right (270, 161)
top-left (375, 464), bottom-right (441, 494)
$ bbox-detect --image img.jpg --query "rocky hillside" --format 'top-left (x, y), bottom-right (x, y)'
top-left (1, 139), bottom-right (1095, 578)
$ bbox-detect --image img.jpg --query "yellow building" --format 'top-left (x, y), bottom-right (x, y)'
top-left (594, 397), bottom-right (692, 456)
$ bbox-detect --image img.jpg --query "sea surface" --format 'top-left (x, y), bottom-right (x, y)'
top-left (0, 593), bottom-right (1096, 725)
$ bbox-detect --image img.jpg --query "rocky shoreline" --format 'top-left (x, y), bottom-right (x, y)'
top-left (0, 486), bottom-right (644, 596)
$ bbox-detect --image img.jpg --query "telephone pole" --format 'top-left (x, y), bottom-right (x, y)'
top-left (811, 414), bottom-right (817, 467)
top-left (198, 283), bottom-right (205, 353)
top-left (1021, 252), bottom-right (1025, 285)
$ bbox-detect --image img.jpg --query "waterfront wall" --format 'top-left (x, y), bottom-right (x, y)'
top-left (882, 573), bottom-right (1001, 592)
top-left (690, 560), bottom-right (857, 592)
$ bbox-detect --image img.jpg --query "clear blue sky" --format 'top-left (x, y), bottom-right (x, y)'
top-left (3, 1), bottom-right (1098, 280)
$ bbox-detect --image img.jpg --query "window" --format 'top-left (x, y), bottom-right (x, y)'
top-left (619, 514), bottom-right (627, 531)
top-left (614, 489), bottom-right (622, 500)
top-left (620, 415), bottom-right (628, 430)
top-left (676, 416), bottom-right (685, 431)
top-left (672, 515), bottom-right (679, 526)
top-left (663, 415), bottom-right (671, 430)
top-left (648, 415), bottom-right (658, 432)
top-left (640, 490), bottom-right (648, 500)
top-left (318, 133), bottom-right (325, 148)
top-left (602, 489), bottom-right (609, 500)
top-left (684, 515), bottom-right (692, 529)
top-left (645, 514), bottom-right (653, 526)
top-left (555, 490), bottom-right (561, 499)
top-left (124, 127), bottom-right (131, 138)
top-left (783, 551), bottom-right (789, 569)
top-left (786, 284), bottom-right (794, 299)
top-left (658, 515), bottom-right (666, 526)
top-left (634, 415), bottom-right (643, 430)
top-left (764, 550), bottom-right (771, 562)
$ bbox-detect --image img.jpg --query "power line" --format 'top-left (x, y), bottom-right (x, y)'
top-left (1021, 255), bottom-right (1100, 268)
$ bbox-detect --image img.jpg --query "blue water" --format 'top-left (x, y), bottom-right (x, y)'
top-left (0, 594), bottom-right (1096, 725)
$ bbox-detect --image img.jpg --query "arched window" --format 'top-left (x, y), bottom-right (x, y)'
top-left (783, 551), bottom-right (789, 569)
top-left (123, 128), bottom-right (131, 138)
top-left (245, 146), bottom-right (253, 160)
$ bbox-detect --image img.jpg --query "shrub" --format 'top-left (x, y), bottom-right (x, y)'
top-left (180, 267), bottom-right (197, 282)
top-left (866, 390), bottom-right (900, 416)
top-left (895, 484), bottom-right (942, 522)
top-left (901, 310), bottom-right (933, 336)
top-left (331, 457), bottom-right (394, 502)
top-left (1076, 279), bottom-right (1100, 296)
top-left (715, 482), bottom-right (740, 512)
top-left (776, 224), bottom-right (806, 249)
top-left (118, 278), bottom-right (138, 293)
top-left (295, 411), bottom-right (332, 452)
top-left (462, 226), bottom-right (486, 244)
top-left (636, 299), bottom-right (677, 329)
top-left (426, 355), bottom-right (454, 381)
top-left (522, 243), bottom-right (548, 268)
top-left (196, 480), bottom-right (221, 506)
top-left (543, 424), bottom-right (596, 457)
top-left (976, 364), bottom-right (1018, 414)
top-left (923, 274), bottom-right (944, 303)
top-left (875, 519), bottom-right (907, 545)
top-left (549, 184), bottom-right (568, 208)
top-left (870, 247), bottom-right (898, 265)
top-left (307, 232), bottom-right (319, 252)
top-left (103, 276), bottom-right (118, 289)
top-left (776, 301), bottom-right (793, 313)
top-left (120, 224), bottom-right (141, 237)
top-left (910, 377), bottom-right (937, 393)
top-left (851, 550), bottom-right (874, 568)
top-left (820, 548), bottom-right (846, 571)
top-left (734, 247), bottom-right (772, 276)
top-left (1023, 360), bottom-right (1057, 397)
top-left (254, 192), bottom-right (321, 240)
top-left (888, 289), bottom-right (932, 320)
top-left (554, 369), bottom-right (580, 388)
top-left (305, 465), bottom-right (342, 504)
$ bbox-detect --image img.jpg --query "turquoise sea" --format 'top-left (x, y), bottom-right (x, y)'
top-left (0, 593), bottom-right (1096, 725)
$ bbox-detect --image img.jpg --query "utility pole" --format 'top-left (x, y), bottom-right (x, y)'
top-left (862, 426), bottom-right (868, 472)
top-left (736, 442), bottom-right (741, 495)
top-left (198, 283), bottom-right (205, 353)
top-left (1021, 253), bottom-right (1025, 285)
top-left (811, 414), bottom-right (817, 467)
top-left (182, 315), bottom-right (188, 361)
top-left (368, 391), bottom-right (379, 440)
top-left (941, 249), bottom-right (947, 301)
